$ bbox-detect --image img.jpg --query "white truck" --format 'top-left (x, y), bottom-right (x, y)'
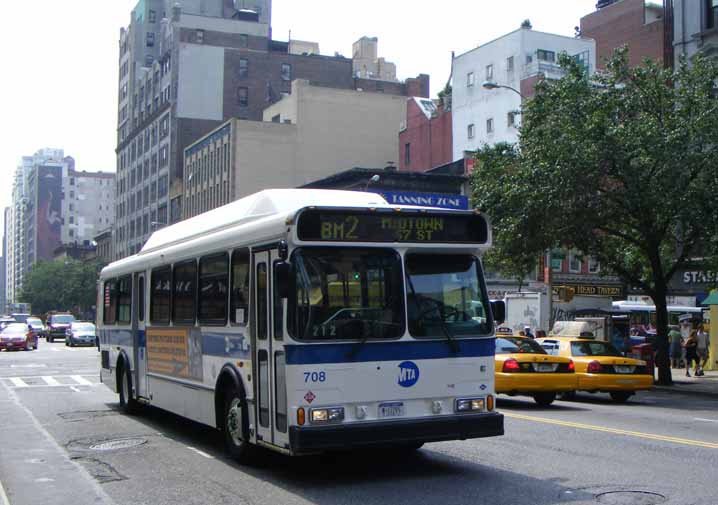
top-left (503, 292), bottom-right (549, 335)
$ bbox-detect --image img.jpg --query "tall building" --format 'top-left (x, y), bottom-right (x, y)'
top-left (672, 0), bottom-right (718, 65)
top-left (2, 208), bottom-right (7, 313)
top-left (452, 24), bottom-right (596, 160)
top-left (4, 149), bottom-right (114, 303)
top-left (182, 79), bottom-right (410, 218)
top-left (352, 36), bottom-right (398, 81)
top-left (580, 0), bottom-right (665, 69)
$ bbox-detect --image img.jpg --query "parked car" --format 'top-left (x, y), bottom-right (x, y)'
top-left (0, 316), bottom-right (16, 330)
top-left (10, 313), bottom-right (31, 324)
top-left (495, 335), bottom-right (577, 406)
top-left (65, 322), bottom-right (97, 347)
top-left (26, 317), bottom-right (47, 339)
top-left (0, 323), bottom-right (37, 351)
top-left (536, 335), bottom-right (653, 402)
top-left (47, 313), bottom-right (76, 342)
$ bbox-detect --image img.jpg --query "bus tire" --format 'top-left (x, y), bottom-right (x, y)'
top-left (118, 360), bottom-right (139, 415)
top-left (223, 387), bottom-right (254, 463)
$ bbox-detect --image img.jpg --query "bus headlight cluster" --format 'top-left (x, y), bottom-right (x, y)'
top-left (455, 397), bottom-right (485, 413)
top-left (310, 407), bottom-right (345, 423)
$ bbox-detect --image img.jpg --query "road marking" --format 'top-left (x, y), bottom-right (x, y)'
top-left (71, 376), bottom-right (92, 386)
top-left (0, 478), bottom-right (10, 505)
top-left (186, 446), bottom-right (214, 459)
top-left (70, 386), bottom-right (81, 393)
top-left (43, 377), bottom-right (60, 386)
top-left (10, 377), bottom-right (26, 388)
top-left (504, 412), bottom-right (718, 449)
top-left (51, 348), bottom-right (60, 352)
top-left (694, 418), bottom-right (718, 423)
top-left (10, 364), bottom-right (46, 368)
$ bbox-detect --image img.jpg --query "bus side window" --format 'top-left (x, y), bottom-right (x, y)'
top-left (230, 248), bottom-right (250, 325)
top-left (150, 266), bottom-right (171, 324)
top-left (138, 276), bottom-right (145, 323)
top-left (103, 279), bottom-right (117, 325)
top-left (198, 253), bottom-right (228, 326)
top-left (118, 276), bottom-right (132, 324)
top-left (173, 260), bottom-right (197, 325)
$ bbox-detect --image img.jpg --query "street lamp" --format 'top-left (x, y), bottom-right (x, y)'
top-left (364, 174), bottom-right (380, 191)
top-left (482, 81), bottom-right (524, 98)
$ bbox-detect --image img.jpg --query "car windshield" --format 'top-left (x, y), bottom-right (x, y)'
top-left (2, 324), bottom-right (27, 334)
top-left (11, 314), bottom-right (29, 323)
top-left (405, 254), bottom-right (491, 337)
top-left (52, 315), bottom-right (74, 324)
top-left (570, 340), bottom-right (623, 357)
top-left (289, 248), bottom-right (404, 340)
top-left (72, 323), bottom-right (95, 331)
top-left (27, 318), bottom-right (43, 326)
top-left (496, 337), bottom-right (546, 354)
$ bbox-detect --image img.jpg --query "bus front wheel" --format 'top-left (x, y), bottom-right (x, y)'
top-left (224, 389), bottom-right (255, 463)
top-left (118, 361), bottom-right (139, 414)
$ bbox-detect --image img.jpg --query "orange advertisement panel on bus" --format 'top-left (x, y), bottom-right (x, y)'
top-left (147, 328), bottom-right (192, 379)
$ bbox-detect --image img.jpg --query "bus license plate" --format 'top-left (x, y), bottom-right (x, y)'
top-left (615, 366), bottom-right (635, 374)
top-left (379, 402), bottom-right (405, 418)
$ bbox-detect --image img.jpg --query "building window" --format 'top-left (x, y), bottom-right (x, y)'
top-left (537, 49), bottom-right (555, 62)
top-left (404, 143), bottom-right (411, 166)
top-left (486, 64), bottom-right (493, 81)
top-left (507, 56), bottom-right (514, 72)
top-left (69, 216), bottom-right (74, 224)
top-left (239, 58), bottom-right (249, 78)
top-left (467, 123), bottom-right (475, 139)
top-left (239, 33), bottom-right (248, 47)
top-left (486, 118), bottom-right (494, 134)
top-left (145, 55), bottom-right (154, 66)
top-left (467, 71), bottom-right (475, 87)
top-left (707, 0), bottom-right (718, 29)
top-left (146, 32), bottom-right (155, 47)
top-left (149, 9), bottom-right (156, 23)
top-left (281, 63), bottom-right (292, 81)
top-left (196, 29), bottom-right (204, 44)
top-left (569, 251), bottom-right (582, 273)
top-left (588, 256), bottom-right (600, 274)
top-left (238, 87), bottom-right (249, 107)
top-left (507, 111), bottom-right (516, 127)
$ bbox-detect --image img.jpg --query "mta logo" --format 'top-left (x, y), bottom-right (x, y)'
top-left (397, 361), bottom-right (420, 388)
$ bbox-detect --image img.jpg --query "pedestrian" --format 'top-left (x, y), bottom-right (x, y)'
top-left (696, 324), bottom-right (710, 376)
top-left (668, 325), bottom-right (683, 369)
top-left (524, 326), bottom-right (535, 339)
top-left (535, 329), bottom-right (547, 339)
top-left (682, 330), bottom-right (699, 377)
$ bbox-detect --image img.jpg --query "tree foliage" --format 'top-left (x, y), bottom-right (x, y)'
top-left (471, 49), bottom-right (718, 384)
top-left (19, 259), bottom-right (104, 317)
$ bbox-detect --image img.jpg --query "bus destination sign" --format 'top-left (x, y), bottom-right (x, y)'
top-left (297, 209), bottom-right (489, 244)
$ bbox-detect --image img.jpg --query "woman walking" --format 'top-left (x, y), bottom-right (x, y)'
top-left (682, 330), bottom-right (699, 377)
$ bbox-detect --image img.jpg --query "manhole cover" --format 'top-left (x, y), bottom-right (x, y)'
top-left (596, 491), bottom-right (667, 505)
top-left (89, 438), bottom-right (147, 451)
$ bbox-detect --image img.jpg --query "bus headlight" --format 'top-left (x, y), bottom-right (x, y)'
top-left (310, 407), bottom-right (345, 423)
top-left (455, 397), bottom-right (485, 413)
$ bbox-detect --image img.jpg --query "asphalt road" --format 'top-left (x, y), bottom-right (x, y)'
top-left (1, 342), bottom-right (717, 505)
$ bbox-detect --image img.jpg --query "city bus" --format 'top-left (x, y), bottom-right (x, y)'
top-left (612, 300), bottom-right (704, 333)
top-left (97, 189), bottom-right (504, 461)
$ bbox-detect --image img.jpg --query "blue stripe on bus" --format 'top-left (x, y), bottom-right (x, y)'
top-left (202, 332), bottom-right (251, 359)
top-left (284, 338), bottom-right (495, 365)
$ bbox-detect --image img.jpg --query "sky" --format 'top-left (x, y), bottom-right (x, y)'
top-left (0, 0), bottom-right (598, 240)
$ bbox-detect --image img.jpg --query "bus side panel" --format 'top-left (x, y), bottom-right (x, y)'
top-left (146, 376), bottom-right (216, 427)
top-left (99, 327), bottom-right (134, 393)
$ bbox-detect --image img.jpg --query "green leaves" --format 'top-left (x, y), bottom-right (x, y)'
top-left (19, 259), bottom-right (104, 316)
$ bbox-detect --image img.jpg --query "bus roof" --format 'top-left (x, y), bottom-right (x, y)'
top-left (612, 301), bottom-right (703, 313)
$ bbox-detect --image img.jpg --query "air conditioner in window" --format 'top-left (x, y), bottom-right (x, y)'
top-left (399, 120), bottom-right (407, 132)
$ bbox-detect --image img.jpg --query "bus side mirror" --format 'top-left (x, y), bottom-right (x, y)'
top-left (275, 262), bottom-right (290, 299)
top-left (490, 300), bottom-right (506, 325)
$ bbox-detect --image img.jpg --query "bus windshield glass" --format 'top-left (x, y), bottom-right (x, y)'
top-left (406, 254), bottom-right (491, 338)
top-left (289, 248), bottom-right (404, 341)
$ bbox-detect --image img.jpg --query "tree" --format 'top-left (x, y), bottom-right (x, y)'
top-left (19, 259), bottom-right (104, 317)
top-left (471, 49), bottom-right (718, 385)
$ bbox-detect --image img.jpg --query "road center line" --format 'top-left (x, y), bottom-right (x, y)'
top-left (694, 418), bottom-right (718, 423)
top-left (186, 446), bottom-right (214, 459)
top-left (504, 412), bottom-right (718, 449)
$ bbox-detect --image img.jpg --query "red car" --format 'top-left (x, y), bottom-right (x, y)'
top-left (0, 323), bottom-right (38, 351)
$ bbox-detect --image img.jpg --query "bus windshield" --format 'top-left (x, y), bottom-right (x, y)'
top-left (289, 248), bottom-right (404, 340)
top-left (405, 254), bottom-right (491, 337)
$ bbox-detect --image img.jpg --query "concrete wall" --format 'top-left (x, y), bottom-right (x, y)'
top-left (581, 0), bottom-right (664, 68)
top-left (177, 44), bottom-right (225, 120)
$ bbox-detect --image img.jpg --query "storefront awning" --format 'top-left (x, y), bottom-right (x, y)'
top-left (700, 291), bottom-right (718, 306)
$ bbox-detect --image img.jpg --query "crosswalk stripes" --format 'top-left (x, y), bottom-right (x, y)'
top-left (1, 375), bottom-right (100, 389)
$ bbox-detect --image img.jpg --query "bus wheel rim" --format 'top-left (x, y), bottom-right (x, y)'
top-left (227, 398), bottom-right (243, 446)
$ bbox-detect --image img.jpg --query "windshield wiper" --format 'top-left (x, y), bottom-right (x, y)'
top-left (407, 278), bottom-right (459, 354)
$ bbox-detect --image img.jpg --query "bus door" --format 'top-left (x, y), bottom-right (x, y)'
top-left (253, 248), bottom-right (288, 449)
top-left (132, 272), bottom-right (148, 399)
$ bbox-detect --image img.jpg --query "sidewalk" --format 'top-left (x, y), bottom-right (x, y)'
top-left (652, 369), bottom-right (718, 398)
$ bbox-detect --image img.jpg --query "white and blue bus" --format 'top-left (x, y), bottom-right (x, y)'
top-left (97, 189), bottom-right (504, 461)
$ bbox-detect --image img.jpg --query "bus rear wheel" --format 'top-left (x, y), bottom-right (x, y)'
top-left (118, 361), bottom-right (139, 414)
top-left (224, 389), bottom-right (255, 463)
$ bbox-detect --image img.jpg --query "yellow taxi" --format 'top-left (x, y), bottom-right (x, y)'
top-left (535, 336), bottom-right (653, 402)
top-left (494, 334), bottom-right (577, 406)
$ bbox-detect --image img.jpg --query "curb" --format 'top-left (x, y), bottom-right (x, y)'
top-left (652, 384), bottom-right (718, 399)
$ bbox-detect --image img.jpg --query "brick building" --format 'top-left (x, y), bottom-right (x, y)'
top-left (399, 97), bottom-right (452, 172)
top-left (580, 0), bottom-right (665, 68)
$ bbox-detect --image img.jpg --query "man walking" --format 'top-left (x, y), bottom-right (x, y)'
top-left (696, 324), bottom-right (710, 376)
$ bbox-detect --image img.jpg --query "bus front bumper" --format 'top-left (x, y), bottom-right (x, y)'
top-left (289, 412), bottom-right (504, 455)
